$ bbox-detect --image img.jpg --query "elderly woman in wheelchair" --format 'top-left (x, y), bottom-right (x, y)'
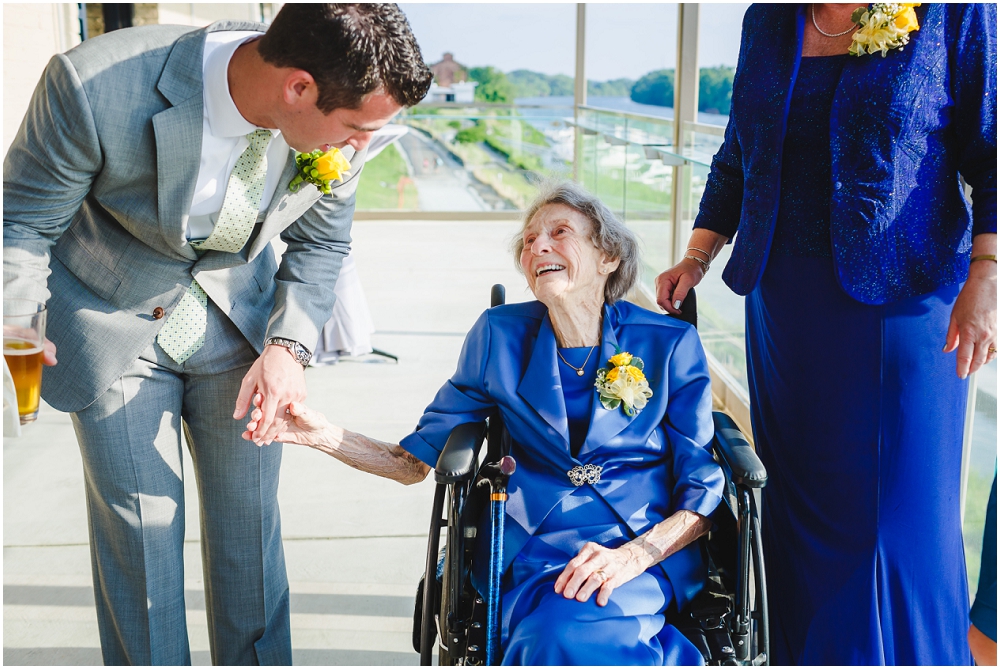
top-left (255, 182), bottom-right (728, 665)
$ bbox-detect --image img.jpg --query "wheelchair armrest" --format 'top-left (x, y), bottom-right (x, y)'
top-left (434, 421), bottom-right (488, 484)
top-left (712, 412), bottom-right (767, 489)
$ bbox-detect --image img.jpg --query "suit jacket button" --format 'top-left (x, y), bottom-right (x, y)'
top-left (152, 307), bottom-right (165, 320)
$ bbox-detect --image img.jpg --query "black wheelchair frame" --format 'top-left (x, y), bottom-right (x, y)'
top-left (413, 286), bottom-right (769, 665)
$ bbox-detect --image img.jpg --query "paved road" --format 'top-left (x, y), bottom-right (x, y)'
top-left (3, 219), bottom-right (530, 665)
top-left (398, 131), bottom-right (488, 212)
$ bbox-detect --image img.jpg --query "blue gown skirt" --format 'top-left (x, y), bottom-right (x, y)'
top-left (746, 255), bottom-right (972, 665)
top-left (501, 486), bottom-right (704, 665)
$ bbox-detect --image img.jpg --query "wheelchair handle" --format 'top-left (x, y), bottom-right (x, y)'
top-left (712, 412), bottom-right (767, 489)
top-left (435, 421), bottom-right (488, 484)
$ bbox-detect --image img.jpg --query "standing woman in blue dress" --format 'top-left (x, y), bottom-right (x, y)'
top-left (656, 3), bottom-right (996, 665)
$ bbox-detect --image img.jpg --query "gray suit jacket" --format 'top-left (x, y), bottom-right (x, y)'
top-left (3, 22), bottom-right (366, 412)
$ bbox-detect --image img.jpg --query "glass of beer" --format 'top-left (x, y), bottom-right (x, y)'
top-left (3, 300), bottom-right (46, 424)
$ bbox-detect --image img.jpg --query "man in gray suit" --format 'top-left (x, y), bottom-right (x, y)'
top-left (3, 4), bottom-right (431, 664)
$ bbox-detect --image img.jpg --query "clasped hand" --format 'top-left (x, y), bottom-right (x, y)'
top-left (235, 344), bottom-right (307, 445)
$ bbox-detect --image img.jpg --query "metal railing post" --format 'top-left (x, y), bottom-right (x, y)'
top-left (573, 3), bottom-right (586, 182)
top-left (671, 3), bottom-right (700, 264)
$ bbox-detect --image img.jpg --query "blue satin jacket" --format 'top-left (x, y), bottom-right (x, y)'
top-left (694, 3), bottom-right (997, 305)
top-left (401, 300), bottom-right (725, 610)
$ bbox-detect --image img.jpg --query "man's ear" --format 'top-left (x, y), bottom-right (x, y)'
top-left (282, 69), bottom-right (318, 107)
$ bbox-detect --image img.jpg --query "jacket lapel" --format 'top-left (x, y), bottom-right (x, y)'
top-left (151, 28), bottom-right (209, 261)
top-left (247, 145), bottom-right (360, 260)
top-left (247, 155), bottom-right (323, 260)
top-left (152, 102), bottom-right (202, 261)
top-left (577, 305), bottom-right (634, 458)
top-left (516, 313), bottom-right (571, 449)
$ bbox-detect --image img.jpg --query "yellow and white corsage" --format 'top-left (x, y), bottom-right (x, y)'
top-left (289, 147), bottom-right (351, 195)
top-left (595, 350), bottom-right (653, 417)
top-left (849, 3), bottom-right (921, 57)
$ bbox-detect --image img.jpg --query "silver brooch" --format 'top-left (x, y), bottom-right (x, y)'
top-left (567, 464), bottom-right (602, 487)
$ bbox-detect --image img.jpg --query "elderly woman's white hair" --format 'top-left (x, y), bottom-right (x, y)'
top-left (513, 181), bottom-right (641, 304)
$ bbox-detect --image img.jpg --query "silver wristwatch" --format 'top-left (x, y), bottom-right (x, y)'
top-left (264, 337), bottom-right (312, 367)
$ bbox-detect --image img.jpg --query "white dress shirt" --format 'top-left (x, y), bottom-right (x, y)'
top-left (186, 31), bottom-right (290, 240)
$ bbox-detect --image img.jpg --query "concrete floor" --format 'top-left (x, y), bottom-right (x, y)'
top-left (3, 219), bottom-right (529, 665)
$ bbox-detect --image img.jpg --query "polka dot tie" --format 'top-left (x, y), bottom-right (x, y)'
top-left (158, 130), bottom-right (272, 364)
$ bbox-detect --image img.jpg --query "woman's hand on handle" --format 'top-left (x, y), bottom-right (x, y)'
top-left (655, 229), bottom-right (728, 315)
top-left (656, 260), bottom-right (706, 315)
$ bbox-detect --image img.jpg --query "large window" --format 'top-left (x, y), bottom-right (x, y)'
top-left (357, 4), bottom-right (577, 212)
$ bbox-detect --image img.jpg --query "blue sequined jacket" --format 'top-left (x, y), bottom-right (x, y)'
top-left (694, 3), bottom-right (997, 305)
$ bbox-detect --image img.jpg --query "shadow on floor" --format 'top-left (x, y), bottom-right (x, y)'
top-left (3, 647), bottom-right (418, 666)
top-left (4, 584), bottom-right (414, 616)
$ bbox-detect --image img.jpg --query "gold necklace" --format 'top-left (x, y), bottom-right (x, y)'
top-left (557, 344), bottom-right (598, 377)
top-left (811, 4), bottom-right (858, 38)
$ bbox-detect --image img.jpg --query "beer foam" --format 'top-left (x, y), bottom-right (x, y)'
top-left (3, 339), bottom-right (42, 355)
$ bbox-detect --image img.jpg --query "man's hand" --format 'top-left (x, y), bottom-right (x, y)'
top-left (234, 344), bottom-right (307, 445)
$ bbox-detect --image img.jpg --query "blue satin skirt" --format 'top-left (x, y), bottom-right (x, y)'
top-left (501, 487), bottom-right (704, 665)
top-left (746, 255), bottom-right (972, 665)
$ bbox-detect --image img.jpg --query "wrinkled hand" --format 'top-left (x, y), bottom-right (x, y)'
top-left (554, 541), bottom-right (653, 607)
top-left (234, 344), bottom-right (307, 445)
top-left (944, 268), bottom-right (997, 378)
top-left (655, 259), bottom-right (706, 315)
top-left (244, 398), bottom-right (332, 449)
top-left (42, 338), bottom-right (57, 366)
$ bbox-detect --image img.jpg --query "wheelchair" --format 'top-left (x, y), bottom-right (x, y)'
top-left (412, 285), bottom-right (769, 666)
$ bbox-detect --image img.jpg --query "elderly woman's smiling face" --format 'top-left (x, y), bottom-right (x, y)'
top-left (520, 204), bottom-right (620, 306)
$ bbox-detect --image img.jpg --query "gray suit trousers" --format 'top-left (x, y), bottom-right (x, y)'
top-left (71, 300), bottom-right (291, 665)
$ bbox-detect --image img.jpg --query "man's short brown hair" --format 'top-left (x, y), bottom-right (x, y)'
top-left (258, 4), bottom-right (432, 113)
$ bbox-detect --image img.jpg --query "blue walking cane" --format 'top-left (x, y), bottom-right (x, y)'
top-left (485, 455), bottom-right (516, 665)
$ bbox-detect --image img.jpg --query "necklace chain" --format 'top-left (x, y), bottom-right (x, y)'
top-left (557, 345), bottom-right (598, 377)
top-left (811, 4), bottom-right (859, 38)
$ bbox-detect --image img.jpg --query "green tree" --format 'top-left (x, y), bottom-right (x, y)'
top-left (630, 69), bottom-right (675, 107)
top-left (547, 74), bottom-right (575, 96)
top-left (469, 66), bottom-right (515, 103)
top-left (507, 70), bottom-right (552, 97)
top-left (698, 66), bottom-right (735, 115)
top-left (506, 70), bottom-right (576, 98)
top-left (588, 78), bottom-right (635, 97)
top-left (455, 122), bottom-right (486, 144)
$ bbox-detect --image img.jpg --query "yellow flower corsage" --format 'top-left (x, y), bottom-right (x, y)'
top-left (289, 147), bottom-right (352, 195)
top-left (595, 349), bottom-right (653, 417)
top-left (849, 3), bottom-right (921, 57)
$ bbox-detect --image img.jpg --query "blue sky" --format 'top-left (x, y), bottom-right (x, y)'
top-left (398, 3), bottom-right (749, 81)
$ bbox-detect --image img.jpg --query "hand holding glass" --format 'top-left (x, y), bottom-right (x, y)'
top-left (3, 300), bottom-right (47, 424)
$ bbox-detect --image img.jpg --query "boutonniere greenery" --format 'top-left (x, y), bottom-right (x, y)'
top-left (595, 349), bottom-right (653, 417)
top-left (849, 3), bottom-right (920, 57)
top-left (289, 147), bottom-right (351, 195)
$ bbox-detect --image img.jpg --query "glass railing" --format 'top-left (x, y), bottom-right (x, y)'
top-left (355, 103), bottom-right (574, 212)
top-left (965, 362), bottom-right (997, 592)
top-left (574, 107), bottom-right (750, 395)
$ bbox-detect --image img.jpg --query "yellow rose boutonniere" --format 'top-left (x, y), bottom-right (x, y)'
top-left (595, 349), bottom-right (653, 417)
top-left (289, 147), bottom-right (352, 195)
top-left (849, 3), bottom-right (921, 57)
